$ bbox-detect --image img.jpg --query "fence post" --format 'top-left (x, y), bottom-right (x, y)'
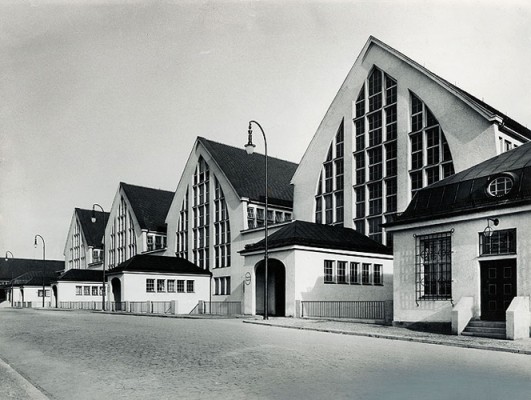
top-left (295, 300), bottom-right (301, 318)
top-left (170, 300), bottom-right (177, 315)
top-left (147, 301), bottom-right (152, 314)
top-left (384, 300), bottom-right (393, 325)
top-left (198, 300), bottom-right (204, 315)
top-left (124, 301), bottom-right (129, 313)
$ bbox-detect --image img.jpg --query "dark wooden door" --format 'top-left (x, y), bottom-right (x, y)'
top-left (480, 260), bottom-right (517, 321)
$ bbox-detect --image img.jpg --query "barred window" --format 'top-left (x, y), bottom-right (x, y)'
top-left (416, 232), bottom-right (452, 300)
top-left (146, 279), bottom-right (155, 293)
top-left (324, 260), bottom-right (334, 283)
top-left (479, 229), bottom-right (516, 256)
top-left (177, 280), bottom-right (185, 293)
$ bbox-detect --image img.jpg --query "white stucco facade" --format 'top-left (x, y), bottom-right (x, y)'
top-left (389, 205), bottom-right (531, 329)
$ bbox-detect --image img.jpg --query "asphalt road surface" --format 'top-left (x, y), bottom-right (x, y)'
top-left (0, 308), bottom-right (530, 400)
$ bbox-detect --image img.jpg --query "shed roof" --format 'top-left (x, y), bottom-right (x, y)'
top-left (198, 137), bottom-right (298, 207)
top-left (0, 258), bottom-right (64, 282)
top-left (120, 182), bottom-right (174, 232)
top-left (55, 269), bottom-right (103, 283)
top-left (76, 208), bottom-right (109, 248)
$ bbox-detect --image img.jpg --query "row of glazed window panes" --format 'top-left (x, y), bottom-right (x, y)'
top-left (76, 286), bottom-right (104, 296)
top-left (324, 260), bottom-right (383, 285)
top-left (146, 279), bottom-right (195, 293)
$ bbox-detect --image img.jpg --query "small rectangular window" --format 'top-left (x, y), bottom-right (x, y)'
top-left (76, 286), bottom-right (82, 296)
top-left (324, 260), bottom-right (334, 283)
top-left (146, 279), bottom-right (155, 293)
top-left (177, 280), bottom-right (185, 293)
top-left (479, 229), bottom-right (516, 256)
top-left (157, 279), bottom-right (165, 292)
top-left (337, 261), bottom-right (347, 284)
top-left (167, 280), bottom-right (175, 292)
top-left (92, 286), bottom-right (99, 296)
top-left (362, 264), bottom-right (371, 285)
top-left (374, 264), bottom-right (383, 285)
top-left (186, 280), bottom-right (195, 293)
top-left (350, 262), bottom-right (359, 284)
top-left (84, 286), bottom-right (91, 296)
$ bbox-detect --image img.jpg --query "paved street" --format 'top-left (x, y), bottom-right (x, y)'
top-left (0, 309), bottom-right (530, 400)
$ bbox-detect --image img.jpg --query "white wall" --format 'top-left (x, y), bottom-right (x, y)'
top-left (391, 205), bottom-right (531, 325)
top-left (243, 246), bottom-right (393, 317)
top-left (53, 281), bottom-right (104, 306)
top-left (109, 272), bottom-right (210, 314)
top-left (12, 286), bottom-right (51, 307)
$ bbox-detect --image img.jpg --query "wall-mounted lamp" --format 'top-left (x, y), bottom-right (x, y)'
top-left (483, 218), bottom-right (499, 237)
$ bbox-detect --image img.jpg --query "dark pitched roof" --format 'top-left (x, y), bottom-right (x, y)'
top-left (120, 182), bottom-right (174, 232)
top-left (76, 208), bottom-right (109, 248)
top-left (241, 220), bottom-right (392, 255)
top-left (198, 137), bottom-right (298, 207)
top-left (0, 258), bottom-right (64, 282)
top-left (56, 269), bottom-right (103, 283)
top-left (107, 254), bottom-right (212, 275)
top-left (391, 141), bottom-right (531, 225)
top-left (11, 270), bottom-right (60, 287)
top-left (369, 36), bottom-right (531, 140)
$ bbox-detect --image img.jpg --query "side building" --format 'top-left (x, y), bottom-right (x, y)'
top-left (387, 142), bottom-right (531, 339)
top-left (292, 36), bottom-right (531, 247)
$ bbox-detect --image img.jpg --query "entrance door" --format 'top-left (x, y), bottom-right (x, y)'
top-left (480, 260), bottom-right (517, 321)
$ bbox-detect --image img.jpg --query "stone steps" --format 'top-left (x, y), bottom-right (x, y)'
top-left (461, 320), bottom-right (506, 339)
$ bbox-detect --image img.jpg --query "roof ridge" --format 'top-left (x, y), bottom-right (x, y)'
top-left (197, 136), bottom-right (299, 166)
top-left (120, 181), bottom-right (174, 195)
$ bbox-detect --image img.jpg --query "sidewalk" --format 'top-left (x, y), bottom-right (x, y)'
top-left (0, 356), bottom-right (49, 400)
top-left (243, 318), bottom-right (531, 355)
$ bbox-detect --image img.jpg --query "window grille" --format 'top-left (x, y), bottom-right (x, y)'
top-left (415, 231), bottom-right (452, 301)
top-left (324, 260), bottom-right (334, 283)
top-left (479, 229), bottom-right (516, 256)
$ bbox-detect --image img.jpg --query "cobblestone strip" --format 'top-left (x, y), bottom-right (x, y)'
top-left (0, 356), bottom-right (49, 400)
top-left (243, 320), bottom-right (531, 356)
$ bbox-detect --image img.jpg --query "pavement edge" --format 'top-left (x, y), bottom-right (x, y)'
top-left (0, 355), bottom-right (50, 400)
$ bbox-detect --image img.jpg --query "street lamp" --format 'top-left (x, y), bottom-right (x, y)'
top-left (91, 204), bottom-right (107, 311)
top-left (34, 234), bottom-right (46, 307)
top-left (5, 251), bottom-right (14, 307)
top-left (245, 120), bottom-right (269, 320)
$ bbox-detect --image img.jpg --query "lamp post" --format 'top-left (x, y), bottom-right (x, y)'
top-left (5, 251), bottom-right (14, 306)
top-left (91, 204), bottom-right (107, 311)
top-left (245, 120), bottom-right (269, 320)
top-left (34, 234), bottom-right (46, 307)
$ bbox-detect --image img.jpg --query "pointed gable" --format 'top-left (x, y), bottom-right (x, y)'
top-left (120, 183), bottom-right (174, 232)
top-left (198, 137), bottom-right (298, 207)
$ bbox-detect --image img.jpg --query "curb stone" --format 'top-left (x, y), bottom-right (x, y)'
top-left (0, 356), bottom-right (49, 400)
top-left (243, 320), bottom-right (531, 356)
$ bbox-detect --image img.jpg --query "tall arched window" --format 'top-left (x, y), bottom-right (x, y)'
top-left (193, 157), bottom-right (210, 269)
top-left (214, 178), bottom-right (231, 268)
top-left (409, 92), bottom-right (454, 197)
top-left (315, 120), bottom-right (344, 225)
top-left (353, 68), bottom-right (397, 245)
top-left (176, 187), bottom-right (189, 259)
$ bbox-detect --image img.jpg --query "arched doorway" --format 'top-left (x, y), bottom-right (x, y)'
top-left (111, 278), bottom-right (122, 304)
top-left (255, 259), bottom-right (286, 317)
top-left (52, 285), bottom-right (58, 308)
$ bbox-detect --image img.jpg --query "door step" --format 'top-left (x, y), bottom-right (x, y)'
top-left (461, 320), bottom-right (506, 339)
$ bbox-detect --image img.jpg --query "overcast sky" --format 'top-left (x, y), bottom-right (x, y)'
top-left (1, 0), bottom-right (531, 260)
